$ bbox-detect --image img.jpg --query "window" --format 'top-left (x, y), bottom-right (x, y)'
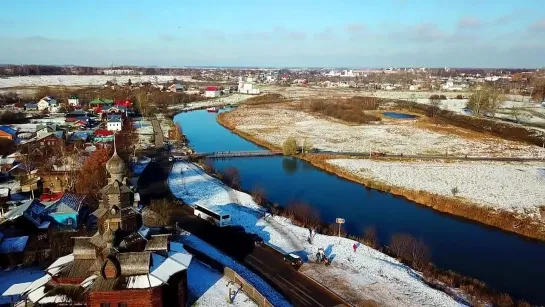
top-left (118, 303), bottom-right (128, 307)
top-left (66, 218), bottom-right (74, 226)
top-left (100, 303), bottom-right (110, 307)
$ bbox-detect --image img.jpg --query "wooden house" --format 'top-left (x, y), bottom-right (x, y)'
top-left (12, 149), bottom-right (192, 307)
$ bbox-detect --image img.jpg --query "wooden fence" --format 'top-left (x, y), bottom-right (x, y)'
top-left (224, 267), bottom-right (274, 307)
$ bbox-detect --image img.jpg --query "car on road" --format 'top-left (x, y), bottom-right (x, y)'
top-left (283, 253), bottom-right (303, 266)
top-left (249, 233), bottom-right (264, 246)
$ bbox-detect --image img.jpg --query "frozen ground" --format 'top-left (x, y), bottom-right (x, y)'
top-left (169, 162), bottom-right (464, 307)
top-left (225, 105), bottom-right (545, 158)
top-left (329, 159), bottom-right (545, 217)
top-left (0, 267), bottom-right (44, 305)
top-left (188, 259), bottom-right (257, 307)
top-left (0, 75), bottom-right (201, 88)
top-left (168, 93), bottom-right (252, 111)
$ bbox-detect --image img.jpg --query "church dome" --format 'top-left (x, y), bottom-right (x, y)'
top-left (106, 150), bottom-right (127, 176)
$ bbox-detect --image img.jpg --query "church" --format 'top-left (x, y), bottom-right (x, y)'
top-left (13, 148), bottom-right (192, 307)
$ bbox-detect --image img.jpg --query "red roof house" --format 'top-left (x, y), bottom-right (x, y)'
top-left (114, 99), bottom-right (132, 108)
top-left (94, 129), bottom-right (114, 137)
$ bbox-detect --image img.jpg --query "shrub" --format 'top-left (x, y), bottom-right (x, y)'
top-left (251, 188), bottom-right (267, 206)
top-left (245, 93), bottom-right (285, 105)
top-left (283, 137), bottom-right (298, 156)
top-left (285, 202), bottom-right (321, 230)
top-left (362, 226), bottom-right (379, 249)
top-left (305, 96), bottom-right (381, 124)
top-left (325, 222), bottom-right (347, 237)
top-left (394, 99), bottom-right (545, 146)
top-left (451, 187), bottom-right (459, 197)
top-left (221, 167), bottom-right (241, 189)
top-left (389, 234), bottom-right (430, 270)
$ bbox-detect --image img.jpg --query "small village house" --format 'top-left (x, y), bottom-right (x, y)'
top-left (68, 95), bottom-right (80, 107)
top-left (37, 96), bottom-right (60, 113)
top-left (204, 86), bottom-right (222, 98)
top-left (24, 103), bottom-right (38, 111)
top-left (168, 84), bottom-right (185, 93)
top-left (0, 126), bottom-right (17, 141)
top-left (93, 129), bottom-right (114, 143)
top-left (89, 98), bottom-right (114, 111)
top-left (106, 115), bottom-right (123, 132)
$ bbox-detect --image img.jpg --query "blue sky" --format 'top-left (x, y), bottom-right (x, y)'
top-left (1, 0), bottom-right (544, 67)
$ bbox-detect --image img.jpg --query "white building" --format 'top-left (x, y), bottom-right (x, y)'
top-left (68, 96), bottom-right (80, 107)
top-left (204, 86), bottom-right (221, 98)
top-left (106, 115), bottom-right (122, 131)
top-left (37, 96), bottom-right (59, 112)
top-left (238, 76), bottom-right (260, 95)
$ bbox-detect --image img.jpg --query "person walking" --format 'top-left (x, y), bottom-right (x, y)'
top-left (353, 243), bottom-right (358, 253)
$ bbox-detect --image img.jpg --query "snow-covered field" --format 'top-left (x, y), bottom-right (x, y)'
top-left (169, 162), bottom-right (464, 307)
top-left (188, 259), bottom-right (257, 307)
top-left (225, 105), bottom-right (545, 158)
top-left (329, 159), bottom-right (545, 217)
top-left (0, 75), bottom-right (200, 88)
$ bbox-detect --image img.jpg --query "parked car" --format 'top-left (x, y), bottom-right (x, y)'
top-left (283, 253), bottom-right (302, 266)
top-left (249, 233), bottom-right (264, 246)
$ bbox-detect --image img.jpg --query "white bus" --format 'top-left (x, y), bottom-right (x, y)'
top-left (194, 205), bottom-right (231, 227)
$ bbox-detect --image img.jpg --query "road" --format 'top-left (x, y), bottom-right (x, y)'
top-left (151, 118), bottom-right (164, 149)
top-left (138, 156), bottom-right (350, 307)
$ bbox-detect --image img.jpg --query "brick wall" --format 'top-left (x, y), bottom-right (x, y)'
top-left (87, 287), bottom-right (162, 307)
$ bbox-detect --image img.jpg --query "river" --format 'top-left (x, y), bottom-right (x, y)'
top-left (174, 109), bottom-right (545, 305)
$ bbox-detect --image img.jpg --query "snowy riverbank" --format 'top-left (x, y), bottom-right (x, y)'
top-left (168, 161), bottom-right (464, 307)
top-left (329, 159), bottom-right (545, 217)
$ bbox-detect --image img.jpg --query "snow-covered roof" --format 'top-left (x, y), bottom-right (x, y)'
top-left (150, 254), bottom-right (191, 283)
top-left (2, 282), bottom-right (32, 296)
top-left (46, 253), bottom-right (74, 276)
top-left (0, 188), bottom-right (9, 198)
top-left (0, 236), bottom-right (29, 253)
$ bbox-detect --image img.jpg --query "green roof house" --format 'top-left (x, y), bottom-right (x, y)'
top-left (89, 98), bottom-right (114, 106)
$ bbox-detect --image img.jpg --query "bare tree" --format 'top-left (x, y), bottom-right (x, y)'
top-left (428, 97), bottom-right (441, 117)
top-left (389, 234), bottom-right (430, 270)
top-left (508, 106), bottom-right (529, 123)
top-left (467, 86), bottom-right (504, 116)
top-left (363, 226), bottom-right (379, 249)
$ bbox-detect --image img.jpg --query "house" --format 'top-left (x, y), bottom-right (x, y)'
top-left (204, 86), bottom-right (221, 98)
top-left (24, 103), bottom-right (38, 111)
top-left (42, 193), bottom-right (89, 229)
top-left (68, 95), bottom-right (80, 107)
top-left (168, 83), bottom-right (185, 93)
top-left (89, 98), bottom-right (114, 108)
top-left (70, 131), bottom-right (90, 142)
top-left (0, 235), bottom-right (29, 266)
top-left (0, 126), bottom-right (17, 140)
top-left (94, 129), bottom-right (114, 143)
top-left (0, 199), bottom-right (50, 230)
top-left (9, 150), bottom-right (193, 307)
top-left (238, 76), bottom-right (261, 95)
top-left (36, 132), bottom-right (63, 148)
top-left (114, 99), bottom-right (133, 108)
top-left (36, 96), bottom-right (60, 113)
top-left (106, 114), bottom-right (123, 131)
top-left (101, 105), bottom-right (128, 119)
